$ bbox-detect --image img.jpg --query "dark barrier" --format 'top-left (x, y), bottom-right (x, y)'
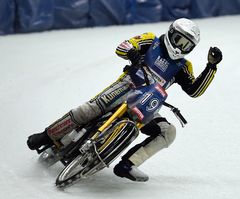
top-left (53, 0), bottom-right (89, 29)
top-left (0, 0), bottom-right (15, 35)
top-left (89, 0), bottom-right (163, 26)
top-left (14, 0), bottom-right (54, 33)
top-left (125, 0), bottom-right (163, 24)
top-left (0, 0), bottom-right (240, 35)
top-left (161, 0), bottom-right (192, 20)
top-left (89, 0), bottom-right (127, 26)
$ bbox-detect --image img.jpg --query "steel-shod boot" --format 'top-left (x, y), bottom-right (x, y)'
top-left (113, 160), bottom-right (149, 182)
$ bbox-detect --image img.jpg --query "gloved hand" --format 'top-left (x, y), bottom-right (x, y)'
top-left (127, 48), bottom-right (142, 66)
top-left (207, 47), bottom-right (223, 68)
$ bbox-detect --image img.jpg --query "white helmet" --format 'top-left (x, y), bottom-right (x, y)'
top-left (164, 18), bottom-right (200, 60)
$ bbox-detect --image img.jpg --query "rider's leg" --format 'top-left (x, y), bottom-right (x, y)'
top-left (27, 102), bottom-right (102, 151)
top-left (114, 115), bottom-right (176, 181)
top-left (27, 75), bottom-right (131, 150)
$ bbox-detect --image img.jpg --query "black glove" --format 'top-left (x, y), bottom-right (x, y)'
top-left (127, 48), bottom-right (142, 66)
top-left (207, 47), bottom-right (223, 68)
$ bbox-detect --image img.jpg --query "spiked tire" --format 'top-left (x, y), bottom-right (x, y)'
top-left (55, 153), bottom-right (91, 188)
top-left (55, 120), bottom-right (138, 188)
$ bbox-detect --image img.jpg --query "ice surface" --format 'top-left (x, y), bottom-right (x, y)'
top-left (0, 15), bottom-right (240, 199)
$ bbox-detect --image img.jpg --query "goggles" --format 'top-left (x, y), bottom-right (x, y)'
top-left (169, 29), bottom-right (195, 54)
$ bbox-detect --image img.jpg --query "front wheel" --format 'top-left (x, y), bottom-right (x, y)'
top-left (56, 120), bottom-right (139, 188)
top-left (55, 153), bottom-right (90, 188)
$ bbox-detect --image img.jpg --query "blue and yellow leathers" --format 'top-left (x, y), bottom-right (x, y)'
top-left (46, 32), bottom-right (219, 172)
top-left (116, 32), bottom-right (217, 98)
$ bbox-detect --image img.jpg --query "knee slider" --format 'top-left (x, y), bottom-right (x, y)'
top-left (126, 124), bottom-right (176, 166)
top-left (163, 124), bottom-right (176, 147)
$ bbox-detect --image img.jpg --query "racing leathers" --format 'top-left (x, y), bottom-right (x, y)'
top-left (28, 32), bottom-right (219, 180)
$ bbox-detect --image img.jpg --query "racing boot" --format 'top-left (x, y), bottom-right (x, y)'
top-left (113, 159), bottom-right (149, 182)
top-left (27, 131), bottom-right (53, 150)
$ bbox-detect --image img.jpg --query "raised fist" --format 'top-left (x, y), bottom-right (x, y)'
top-left (208, 47), bottom-right (223, 65)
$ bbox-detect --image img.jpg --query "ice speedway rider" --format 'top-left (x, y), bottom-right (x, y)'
top-left (27, 18), bottom-right (223, 182)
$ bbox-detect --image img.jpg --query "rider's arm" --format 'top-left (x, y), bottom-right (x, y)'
top-left (175, 60), bottom-right (217, 98)
top-left (115, 32), bottom-right (156, 60)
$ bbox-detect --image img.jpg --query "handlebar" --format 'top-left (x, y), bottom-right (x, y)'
top-left (124, 64), bottom-right (151, 86)
top-left (163, 102), bottom-right (187, 127)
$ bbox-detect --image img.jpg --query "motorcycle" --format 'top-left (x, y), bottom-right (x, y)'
top-left (35, 65), bottom-right (187, 188)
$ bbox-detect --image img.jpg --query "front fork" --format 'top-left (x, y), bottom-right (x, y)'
top-left (92, 102), bottom-right (143, 141)
top-left (78, 102), bottom-right (140, 170)
top-left (78, 103), bottom-right (129, 155)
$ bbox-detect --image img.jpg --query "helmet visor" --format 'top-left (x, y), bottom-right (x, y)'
top-left (169, 30), bottom-right (195, 54)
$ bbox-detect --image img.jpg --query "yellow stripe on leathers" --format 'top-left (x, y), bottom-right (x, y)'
top-left (128, 32), bottom-right (156, 50)
top-left (90, 72), bottom-right (127, 101)
top-left (197, 70), bottom-right (216, 97)
top-left (191, 69), bottom-right (216, 97)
